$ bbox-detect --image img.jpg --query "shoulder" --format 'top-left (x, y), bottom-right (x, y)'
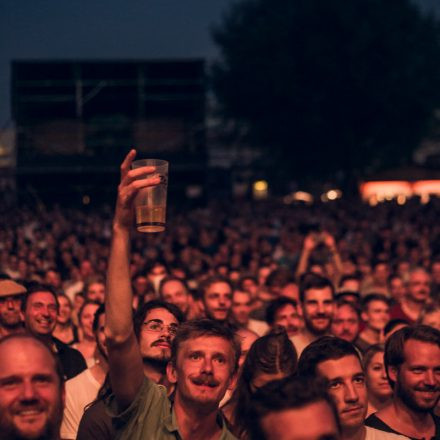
top-left (365, 426), bottom-right (410, 440)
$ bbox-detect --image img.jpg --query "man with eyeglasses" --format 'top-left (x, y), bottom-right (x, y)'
top-left (0, 279), bottom-right (26, 339)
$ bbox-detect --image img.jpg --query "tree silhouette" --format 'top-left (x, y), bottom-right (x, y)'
top-left (212, 0), bottom-right (440, 185)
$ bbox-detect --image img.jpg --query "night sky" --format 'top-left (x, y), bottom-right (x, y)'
top-left (1, 0), bottom-right (438, 127)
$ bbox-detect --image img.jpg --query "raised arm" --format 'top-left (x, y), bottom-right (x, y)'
top-left (105, 149), bottom-right (160, 409)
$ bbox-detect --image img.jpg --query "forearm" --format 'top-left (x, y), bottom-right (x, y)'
top-left (105, 224), bottom-right (133, 341)
top-left (295, 249), bottom-right (311, 281)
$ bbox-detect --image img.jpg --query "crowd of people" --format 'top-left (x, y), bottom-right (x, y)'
top-left (1, 149), bottom-right (440, 440)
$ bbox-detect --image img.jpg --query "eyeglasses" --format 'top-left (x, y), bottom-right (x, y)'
top-left (0, 295), bottom-right (23, 305)
top-left (143, 320), bottom-right (178, 336)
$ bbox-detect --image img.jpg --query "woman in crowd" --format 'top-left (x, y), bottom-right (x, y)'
top-left (53, 293), bottom-right (79, 345)
top-left (363, 344), bottom-right (392, 416)
top-left (222, 328), bottom-right (297, 439)
top-left (73, 300), bottom-right (100, 366)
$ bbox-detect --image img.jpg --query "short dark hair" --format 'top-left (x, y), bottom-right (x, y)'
top-left (338, 274), bottom-right (361, 287)
top-left (158, 276), bottom-right (189, 296)
top-left (170, 318), bottom-right (241, 374)
top-left (361, 293), bottom-right (389, 312)
top-left (22, 283), bottom-right (59, 312)
top-left (133, 299), bottom-right (185, 340)
top-left (384, 318), bottom-right (409, 338)
top-left (246, 375), bottom-right (340, 440)
top-left (199, 276), bottom-right (232, 300)
top-left (299, 273), bottom-right (334, 303)
top-left (385, 325), bottom-right (440, 388)
top-left (334, 299), bottom-right (360, 317)
top-left (298, 336), bottom-right (361, 377)
top-left (265, 297), bottom-right (298, 325)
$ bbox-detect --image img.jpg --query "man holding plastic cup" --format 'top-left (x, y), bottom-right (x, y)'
top-left (105, 150), bottom-right (239, 439)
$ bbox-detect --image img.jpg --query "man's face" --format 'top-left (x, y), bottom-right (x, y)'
top-left (161, 280), bottom-right (190, 315)
top-left (139, 307), bottom-right (179, 363)
top-left (237, 328), bottom-right (258, 369)
top-left (231, 291), bottom-right (251, 326)
top-left (148, 265), bottom-right (167, 290)
top-left (362, 300), bottom-right (389, 332)
top-left (0, 338), bottom-right (64, 439)
top-left (389, 339), bottom-right (440, 413)
top-left (86, 283), bottom-right (105, 304)
top-left (168, 335), bottom-right (234, 409)
top-left (317, 355), bottom-right (367, 432)
top-left (373, 264), bottom-right (390, 286)
top-left (202, 282), bottom-right (232, 322)
top-left (408, 271), bottom-right (431, 302)
top-left (260, 399), bottom-right (339, 440)
top-left (302, 287), bottom-right (334, 335)
top-left (24, 292), bottom-right (58, 337)
top-left (273, 304), bottom-right (300, 337)
top-left (331, 305), bottom-right (359, 343)
top-left (133, 276), bottom-right (149, 295)
top-left (389, 277), bottom-right (406, 302)
top-left (0, 295), bottom-right (23, 329)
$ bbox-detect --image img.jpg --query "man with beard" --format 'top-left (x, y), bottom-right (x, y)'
top-left (199, 276), bottom-right (233, 324)
top-left (290, 273), bottom-right (335, 355)
top-left (105, 150), bottom-right (239, 439)
top-left (298, 337), bottom-right (407, 440)
top-left (22, 284), bottom-right (87, 380)
top-left (0, 334), bottom-right (65, 440)
top-left (366, 325), bottom-right (440, 439)
top-left (331, 300), bottom-right (360, 344)
top-left (266, 297), bottom-right (301, 338)
top-left (0, 279), bottom-right (26, 339)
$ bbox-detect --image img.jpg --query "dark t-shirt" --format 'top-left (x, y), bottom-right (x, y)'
top-left (77, 400), bottom-right (115, 440)
top-left (53, 337), bottom-right (87, 380)
top-left (365, 412), bottom-right (440, 440)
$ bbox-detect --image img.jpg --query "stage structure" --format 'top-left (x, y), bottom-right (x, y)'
top-left (11, 59), bottom-right (206, 204)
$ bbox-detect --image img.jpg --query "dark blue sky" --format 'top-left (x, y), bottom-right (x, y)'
top-left (1, 0), bottom-right (438, 127)
top-left (0, 0), bottom-right (234, 125)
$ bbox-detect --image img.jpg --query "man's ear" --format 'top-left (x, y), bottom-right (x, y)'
top-left (166, 361), bottom-right (177, 384)
top-left (387, 365), bottom-right (397, 384)
top-left (227, 371), bottom-right (238, 391)
top-left (197, 299), bottom-right (205, 313)
top-left (360, 311), bottom-right (368, 323)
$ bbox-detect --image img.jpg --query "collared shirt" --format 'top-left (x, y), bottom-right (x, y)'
top-left (107, 377), bottom-right (237, 440)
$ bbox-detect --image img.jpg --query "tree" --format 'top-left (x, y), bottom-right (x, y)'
top-left (211, 0), bottom-right (440, 186)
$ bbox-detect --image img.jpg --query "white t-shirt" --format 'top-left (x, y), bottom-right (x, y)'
top-left (61, 368), bottom-right (101, 439)
top-left (365, 426), bottom-right (410, 440)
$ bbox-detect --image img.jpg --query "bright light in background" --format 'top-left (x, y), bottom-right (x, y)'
top-left (360, 180), bottom-right (440, 204)
top-left (253, 180), bottom-right (268, 200)
top-left (397, 195), bottom-right (406, 205)
top-left (283, 191), bottom-right (314, 204)
top-left (321, 189), bottom-right (342, 202)
top-left (82, 195), bottom-right (90, 205)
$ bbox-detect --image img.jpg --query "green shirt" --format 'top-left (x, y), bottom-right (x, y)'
top-left (107, 377), bottom-right (238, 440)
